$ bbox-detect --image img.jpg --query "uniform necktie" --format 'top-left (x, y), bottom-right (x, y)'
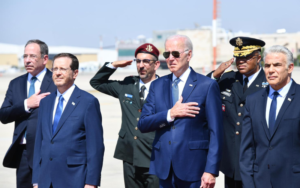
top-left (52, 95), bottom-right (64, 135)
top-left (243, 77), bottom-right (248, 93)
top-left (28, 77), bottom-right (37, 97)
top-left (269, 91), bottom-right (279, 134)
top-left (140, 85), bottom-right (146, 107)
top-left (172, 78), bottom-right (181, 106)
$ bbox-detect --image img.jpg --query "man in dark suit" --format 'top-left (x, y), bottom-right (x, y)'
top-left (240, 45), bottom-right (299, 188)
top-left (207, 37), bottom-right (266, 188)
top-left (138, 35), bottom-right (223, 188)
top-left (32, 53), bottom-right (104, 188)
top-left (0, 39), bottom-right (56, 188)
top-left (90, 43), bottom-right (160, 188)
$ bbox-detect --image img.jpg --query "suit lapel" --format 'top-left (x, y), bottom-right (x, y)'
top-left (22, 73), bottom-right (28, 100)
top-left (241, 69), bottom-right (266, 102)
top-left (48, 92), bottom-right (57, 138)
top-left (51, 86), bottom-right (81, 139)
top-left (270, 81), bottom-right (296, 139)
top-left (164, 74), bottom-right (173, 109)
top-left (132, 77), bottom-right (141, 109)
top-left (40, 69), bottom-right (53, 93)
top-left (231, 72), bottom-right (243, 100)
top-left (260, 87), bottom-right (271, 140)
top-left (182, 68), bottom-right (197, 103)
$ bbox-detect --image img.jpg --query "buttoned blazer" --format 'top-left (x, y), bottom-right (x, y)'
top-left (240, 81), bottom-right (300, 188)
top-left (32, 86), bottom-right (104, 188)
top-left (0, 69), bottom-right (56, 168)
top-left (90, 62), bottom-right (157, 168)
top-left (138, 68), bottom-right (223, 181)
top-left (207, 69), bottom-right (266, 180)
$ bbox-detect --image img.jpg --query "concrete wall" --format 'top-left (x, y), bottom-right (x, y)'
top-left (0, 54), bottom-right (18, 66)
top-left (76, 54), bottom-right (98, 63)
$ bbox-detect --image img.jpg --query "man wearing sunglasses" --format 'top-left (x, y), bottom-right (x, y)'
top-left (207, 37), bottom-right (266, 188)
top-left (138, 35), bottom-right (223, 188)
top-left (90, 43), bottom-right (160, 188)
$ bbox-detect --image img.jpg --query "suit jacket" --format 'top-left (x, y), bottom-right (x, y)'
top-left (32, 86), bottom-right (104, 188)
top-left (138, 68), bottom-right (223, 181)
top-left (207, 69), bottom-right (266, 180)
top-left (240, 81), bottom-right (300, 188)
top-left (90, 62), bottom-right (156, 168)
top-left (0, 69), bottom-right (56, 168)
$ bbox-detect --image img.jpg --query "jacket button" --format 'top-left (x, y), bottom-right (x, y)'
top-left (169, 141), bottom-right (171, 145)
top-left (137, 118), bottom-right (139, 121)
top-left (134, 136), bottom-right (137, 140)
top-left (269, 147), bottom-right (273, 150)
top-left (135, 127), bottom-right (138, 130)
top-left (223, 97), bottom-right (225, 99)
top-left (172, 126), bottom-right (175, 129)
top-left (240, 104), bottom-right (244, 107)
top-left (236, 122), bottom-right (240, 126)
top-left (236, 131), bottom-right (240, 135)
top-left (238, 113), bottom-right (242, 116)
top-left (138, 109), bottom-right (142, 112)
top-left (51, 141), bottom-right (54, 144)
top-left (50, 158), bottom-right (52, 161)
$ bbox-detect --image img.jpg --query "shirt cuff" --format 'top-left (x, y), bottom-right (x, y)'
top-left (167, 109), bottom-right (175, 122)
top-left (106, 62), bottom-right (117, 69)
top-left (24, 99), bottom-right (31, 113)
top-left (33, 183), bottom-right (38, 186)
top-left (211, 73), bottom-right (217, 80)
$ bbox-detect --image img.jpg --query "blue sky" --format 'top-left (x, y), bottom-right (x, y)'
top-left (0, 0), bottom-right (299, 48)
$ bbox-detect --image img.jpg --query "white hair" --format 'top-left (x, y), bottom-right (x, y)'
top-left (165, 34), bottom-right (193, 52)
top-left (263, 45), bottom-right (294, 66)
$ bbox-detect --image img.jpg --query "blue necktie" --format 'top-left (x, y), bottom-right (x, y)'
top-left (269, 91), bottom-right (279, 134)
top-left (52, 95), bottom-right (64, 134)
top-left (172, 78), bottom-right (181, 106)
top-left (28, 77), bottom-right (37, 97)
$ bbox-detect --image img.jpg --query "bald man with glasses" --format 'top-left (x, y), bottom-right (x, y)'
top-left (90, 43), bottom-right (160, 188)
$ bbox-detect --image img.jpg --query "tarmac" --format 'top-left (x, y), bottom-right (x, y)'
top-left (1, 67), bottom-right (300, 188)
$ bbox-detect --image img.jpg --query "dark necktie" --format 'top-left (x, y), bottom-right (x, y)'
top-left (243, 77), bottom-right (249, 93)
top-left (269, 91), bottom-right (279, 134)
top-left (172, 78), bottom-right (181, 106)
top-left (140, 85), bottom-right (146, 107)
top-left (28, 77), bottom-right (37, 97)
top-left (52, 95), bottom-right (64, 135)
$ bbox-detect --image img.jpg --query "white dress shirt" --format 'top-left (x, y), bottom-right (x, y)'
top-left (167, 67), bottom-right (191, 122)
top-left (20, 68), bottom-right (47, 144)
top-left (265, 79), bottom-right (293, 127)
top-left (243, 68), bottom-right (262, 87)
top-left (52, 85), bottom-right (76, 123)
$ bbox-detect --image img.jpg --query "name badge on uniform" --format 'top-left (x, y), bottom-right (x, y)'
top-left (125, 94), bottom-right (133, 98)
top-left (221, 91), bottom-right (231, 97)
top-left (222, 104), bottom-right (226, 112)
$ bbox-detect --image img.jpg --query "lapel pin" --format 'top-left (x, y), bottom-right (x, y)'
top-left (135, 82), bottom-right (137, 85)
top-left (189, 84), bottom-right (193, 87)
top-left (256, 84), bottom-right (259, 87)
top-left (288, 98), bottom-right (291, 101)
top-left (236, 80), bottom-right (239, 82)
top-left (72, 102), bottom-right (75, 106)
top-left (226, 89), bottom-right (231, 92)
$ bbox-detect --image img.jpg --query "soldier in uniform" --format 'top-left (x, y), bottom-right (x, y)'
top-left (207, 37), bottom-right (266, 188)
top-left (90, 43), bottom-right (160, 188)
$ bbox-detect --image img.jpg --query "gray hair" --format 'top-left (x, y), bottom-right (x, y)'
top-left (25, 39), bottom-right (48, 57)
top-left (263, 45), bottom-right (294, 66)
top-left (165, 34), bottom-right (193, 52)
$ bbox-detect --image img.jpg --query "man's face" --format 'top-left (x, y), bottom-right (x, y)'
top-left (236, 52), bottom-right (261, 77)
top-left (52, 57), bottom-right (78, 90)
top-left (165, 38), bottom-right (192, 76)
top-left (23, 43), bottom-right (48, 76)
top-left (136, 53), bottom-right (160, 80)
top-left (264, 53), bottom-right (293, 91)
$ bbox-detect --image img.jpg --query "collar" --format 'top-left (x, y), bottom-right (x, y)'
top-left (268, 79), bottom-right (293, 98)
top-left (27, 67), bottom-right (47, 82)
top-left (56, 84), bottom-right (76, 102)
top-left (243, 67), bottom-right (261, 82)
top-left (139, 76), bottom-right (158, 91)
top-left (172, 67), bottom-right (191, 83)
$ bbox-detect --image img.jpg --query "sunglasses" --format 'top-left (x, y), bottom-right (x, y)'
top-left (134, 59), bottom-right (156, 65)
top-left (163, 49), bottom-right (189, 59)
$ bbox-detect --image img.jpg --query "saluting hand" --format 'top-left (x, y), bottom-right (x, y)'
top-left (27, 89), bottom-right (51, 109)
top-left (170, 96), bottom-right (200, 119)
top-left (200, 172), bottom-right (216, 188)
top-left (112, 60), bottom-right (133, 68)
top-left (212, 58), bottom-right (234, 79)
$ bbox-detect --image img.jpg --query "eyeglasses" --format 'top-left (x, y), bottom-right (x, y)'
top-left (52, 67), bottom-right (70, 73)
top-left (23, 54), bottom-right (39, 60)
top-left (163, 50), bottom-right (189, 59)
top-left (236, 55), bottom-right (258, 62)
top-left (134, 59), bottom-right (156, 65)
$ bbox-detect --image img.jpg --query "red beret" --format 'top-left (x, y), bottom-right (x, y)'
top-left (135, 43), bottom-right (159, 59)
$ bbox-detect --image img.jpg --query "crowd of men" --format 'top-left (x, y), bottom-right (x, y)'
top-left (0, 34), bottom-right (298, 188)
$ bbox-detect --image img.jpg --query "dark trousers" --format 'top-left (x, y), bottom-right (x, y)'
top-left (159, 165), bottom-right (201, 188)
top-left (16, 147), bottom-right (32, 188)
top-left (123, 161), bottom-right (159, 188)
top-left (225, 175), bottom-right (243, 188)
